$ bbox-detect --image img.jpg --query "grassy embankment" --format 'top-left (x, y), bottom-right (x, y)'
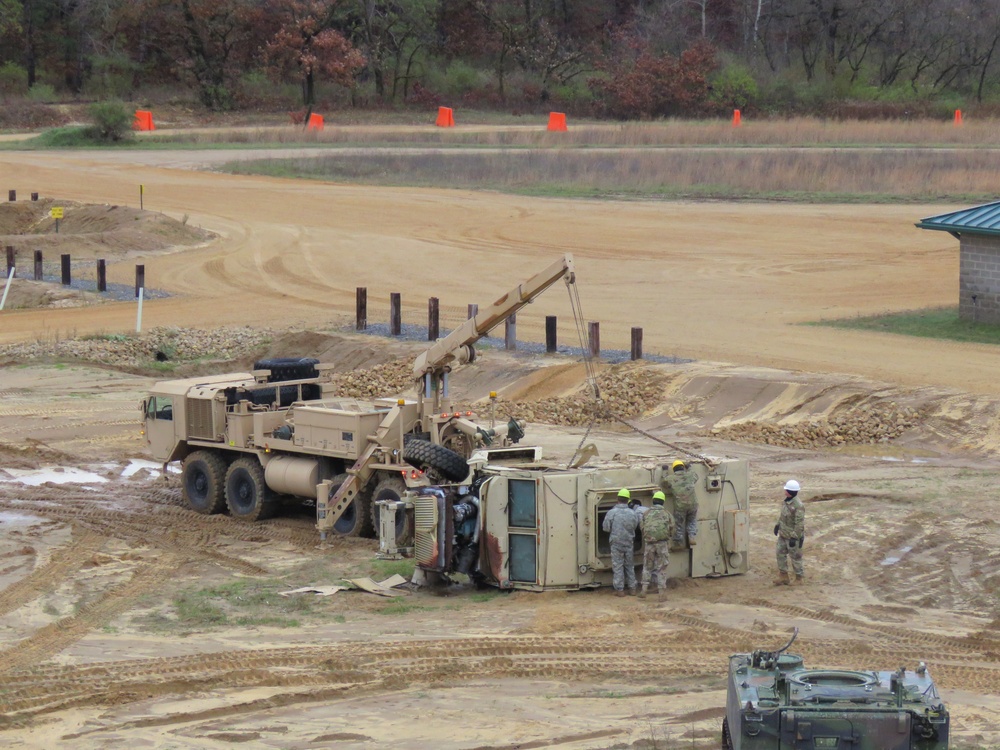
top-left (811, 307), bottom-right (1000, 345)
top-left (174, 117), bottom-right (1000, 203)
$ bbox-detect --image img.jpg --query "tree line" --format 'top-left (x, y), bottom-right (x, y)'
top-left (1, 0), bottom-right (998, 118)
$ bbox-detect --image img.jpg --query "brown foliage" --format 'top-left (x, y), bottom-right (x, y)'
top-left (591, 40), bottom-right (717, 119)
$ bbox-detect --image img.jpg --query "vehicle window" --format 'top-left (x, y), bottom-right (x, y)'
top-left (508, 533), bottom-right (536, 583)
top-left (150, 396), bottom-right (173, 421)
top-left (507, 479), bottom-right (536, 528)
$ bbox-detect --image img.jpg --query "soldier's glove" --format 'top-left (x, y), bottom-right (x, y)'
top-left (773, 524), bottom-right (780, 536)
top-left (798, 536), bottom-right (805, 549)
top-left (787, 538), bottom-right (798, 548)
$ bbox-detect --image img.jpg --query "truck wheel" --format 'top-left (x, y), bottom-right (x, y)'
top-left (402, 440), bottom-right (469, 483)
top-left (182, 450), bottom-right (227, 515)
top-left (328, 474), bottom-right (374, 537)
top-left (225, 457), bottom-right (277, 521)
top-left (721, 717), bottom-right (731, 750)
top-left (371, 475), bottom-right (414, 546)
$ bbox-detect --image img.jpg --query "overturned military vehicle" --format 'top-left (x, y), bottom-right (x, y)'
top-left (378, 455), bottom-right (750, 591)
top-left (724, 630), bottom-right (949, 749)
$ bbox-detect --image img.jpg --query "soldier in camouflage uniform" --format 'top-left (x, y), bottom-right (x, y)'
top-left (639, 491), bottom-right (675, 601)
top-left (603, 488), bottom-right (639, 597)
top-left (664, 460), bottom-right (698, 547)
top-left (774, 479), bottom-right (805, 585)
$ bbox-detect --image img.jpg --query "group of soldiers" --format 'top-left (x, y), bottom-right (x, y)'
top-left (603, 460), bottom-right (807, 599)
top-left (602, 460), bottom-right (699, 601)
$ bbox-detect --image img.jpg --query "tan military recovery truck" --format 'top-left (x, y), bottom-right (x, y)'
top-left (142, 255), bottom-right (581, 539)
top-left (377, 455), bottom-right (750, 591)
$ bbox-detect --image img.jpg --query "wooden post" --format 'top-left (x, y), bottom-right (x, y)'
top-left (33, 250), bottom-right (42, 281)
top-left (588, 321), bottom-right (600, 359)
top-left (97, 259), bottom-right (107, 292)
top-left (60, 254), bottom-right (71, 286)
top-left (505, 314), bottom-right (517, 351)
top-left (135, 264), bottom-right (145, 298)
top-left (428, 297), bottom-right (439, 340)
top-left (467, 303), bottom-right (478, 320)
top-left (30, 192), bottom-right (38, 201)
top-left (5, 246), bottom-right (13, 278)
top-left (7, 190), bottom-right (14, 202)
top-left (545, 315), bottom-right (557, 353)
top-left (390, 292), bottom-right (401, 335)
top-left (631, 327), bottom-right (643, 360)
top-left (356, 287), bottom-right (367, 330)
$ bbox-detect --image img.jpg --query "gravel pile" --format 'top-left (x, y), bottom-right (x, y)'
top-left (492, 366), bottom-right (668, 426)
top-left (326, 358), bottom-right (415, 398)
top-left (0, 326), bottom-right (274, 368)
top-left (709, 401), bottom-right (922, 448)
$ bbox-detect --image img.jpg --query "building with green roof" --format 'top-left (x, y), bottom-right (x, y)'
top-left (917, 201), bottom-right (1000, 323)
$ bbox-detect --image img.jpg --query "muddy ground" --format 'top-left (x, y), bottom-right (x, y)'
top-left (1, 342), bottom-right (1000, 749)
top-left (0, 144), bottom-right (999, 748)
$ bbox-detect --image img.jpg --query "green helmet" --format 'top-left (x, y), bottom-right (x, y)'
top-left (617, 488), bottom-right (631, 500)
top-left (652, 490), bottom-right (666, 504)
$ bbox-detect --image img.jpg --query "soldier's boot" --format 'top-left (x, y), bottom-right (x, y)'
top-left (657, 588), bottom-right (667, 603)
top-left (615, 589), bottom-right (626, 598)
top-left (793, 572), bottom-right (805, 585)
top-left (687, 535), bottom-right (697, 546)
top-left (628, 587), bottom-right (638, 596)
top-left (773, 570), bottom-right (790, 586)
top-left (638, 585), bottom-right (648, 599)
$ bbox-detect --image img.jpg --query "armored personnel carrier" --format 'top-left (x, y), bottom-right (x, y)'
top-left (724, 630), bottom-right (949, 749)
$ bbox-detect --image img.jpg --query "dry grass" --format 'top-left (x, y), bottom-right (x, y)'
top-left (221, 148), bottom-right (1000, 201)
top-left (151, 117), bottom-right (1000, 148)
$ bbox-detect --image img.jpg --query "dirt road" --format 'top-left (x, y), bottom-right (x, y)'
top-left (2, 148), bottom-right (993, 394)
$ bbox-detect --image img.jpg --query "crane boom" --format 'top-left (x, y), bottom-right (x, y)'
top-left (412, 253), bottom-right (576, 378)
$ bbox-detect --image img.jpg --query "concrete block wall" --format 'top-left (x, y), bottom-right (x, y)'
top-left (959, 235), bottom-right (1000, 323)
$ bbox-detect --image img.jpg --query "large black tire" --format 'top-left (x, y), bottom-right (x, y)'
top-left (328, 474), bottom-right (374, 537)
top-left (370, 475), bottom-right (414, 546)
top-left (181, 450), bottom-right (227, 515)
top-left (225, 457), bottom-right (277, 521)
top-left (402, 439), bottom-right (469, 483)
top-left (253, 357), bottom-right (319, 383)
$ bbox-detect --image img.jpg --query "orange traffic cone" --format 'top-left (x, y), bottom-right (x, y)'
top-left (954, 109), bottom-right (963, 126)
top-left (547, 112), bottom-right (567, 131)
top-left (306, 113), bottom-right (324, 131)
top-left (435, 106), bottom-right (455, 127)
top-left (732, 109), bottom-right (741, 127)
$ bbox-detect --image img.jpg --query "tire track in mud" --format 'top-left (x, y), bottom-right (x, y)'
top-left (0, 483), bottom-right (325, 575)
top-left (0, 560), bottom-right (174, 675)
top-left (5, 624), bottom-right (1000, 725)
top-left (0, 530), bottom-right (106, 617)
top-left (741, 598), bottom-right (1000, 654)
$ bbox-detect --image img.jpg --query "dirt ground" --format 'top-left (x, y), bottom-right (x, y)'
top-left (0, 144), bottom-right (999, 748)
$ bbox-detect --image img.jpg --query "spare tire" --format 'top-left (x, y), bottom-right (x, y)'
top-left (253, 357), bottom-right (319, 383)
top-left (402, 439), bottom-right (469, 483)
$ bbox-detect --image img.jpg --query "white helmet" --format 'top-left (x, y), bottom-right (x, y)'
top-left (784, 479), bottom-right (801, 492)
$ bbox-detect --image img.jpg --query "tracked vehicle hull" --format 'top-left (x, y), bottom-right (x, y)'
top-left (725, 649), bottom-right (949, 749)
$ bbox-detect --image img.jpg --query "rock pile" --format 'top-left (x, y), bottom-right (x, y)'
top-left (710, 401), bottom-right (921, 448)
top-left (0, 326), bottom-right (273, 369)
top-left (326, 358), bottom-right (415, 398)
top-left (492, 366), bottom-right (667, 426)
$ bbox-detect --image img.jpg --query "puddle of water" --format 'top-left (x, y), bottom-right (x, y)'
top-left (0, 466), bottom-right (108, 486)
top-left (881, 546), bottom-right (913, 566)
top-left (0, 510), bottom-right (45, 526)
